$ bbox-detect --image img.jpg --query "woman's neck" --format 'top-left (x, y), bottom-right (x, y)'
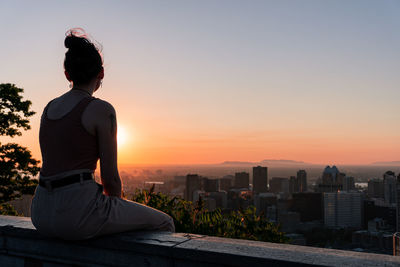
top-left (70, 83), bottom-right (95, 96)
top-left (71, 87), bottom-right (92, 97)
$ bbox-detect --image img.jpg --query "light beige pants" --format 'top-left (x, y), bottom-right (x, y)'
top-left (31, 169), bottom-right (175, 240)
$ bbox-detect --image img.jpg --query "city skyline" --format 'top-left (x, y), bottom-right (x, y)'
top-left (1, 1), bottom-right (399, 165)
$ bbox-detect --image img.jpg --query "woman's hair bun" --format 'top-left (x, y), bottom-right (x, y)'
top-left (64, 28), bottom-right (91, 50)
top-left (63, 28), bottom-right (103, 85)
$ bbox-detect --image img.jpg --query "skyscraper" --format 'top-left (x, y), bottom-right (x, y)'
top-left (396, 174), bottom-right (400, 232)
top-left (324, 191), bottom-right (363, 228)
top-left (291, 192), bottom-right (323, 222)
top-left (269, 177), bottom-right (290, 194)
top-left (185, 174), bottom-right (201, 201)
top-left (297, 170), bottom-right (307, 192)
top-left (383, 171), bottom-right (396, 205)
top-left (203, 177), bottom-right (218, 192)
top-left (253, 166), bottom-right (268, 194)
top-left (367, 178), bottom-right (384, 198)
top-left (317, 166), bottom-right (343, 193)
top-left (234, 172), bottom-right (249, 189)
top-left (343, 176), bottom-right (355, 191)
top-left (219, 176), bottom-right (233, 192)
top-left (289, 176), bottom-right (299, 193)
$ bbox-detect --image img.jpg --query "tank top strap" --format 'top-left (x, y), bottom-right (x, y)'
top-left (43, 99), bottom-right (55, 115)
top-left (70, 97), bottom-right (97, 117)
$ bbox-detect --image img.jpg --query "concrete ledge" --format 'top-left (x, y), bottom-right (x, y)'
top-left (0, 215), bottom-right (399, 266)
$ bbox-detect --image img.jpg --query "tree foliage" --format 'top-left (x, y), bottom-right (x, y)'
top-left (0, 83), bottom-right (39, 215)
top-left (131, 185), bottom-right (288, 243)
top-left (0, 83), bottom-right (35, 137)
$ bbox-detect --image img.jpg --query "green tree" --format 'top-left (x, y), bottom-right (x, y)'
top-left (131, 185), bottom-right (288, 243)
top-left (0, 83), bottom-right (40, 215)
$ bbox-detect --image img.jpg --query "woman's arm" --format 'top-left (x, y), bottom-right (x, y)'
top-left (94, 100), bottom-right (122, 197)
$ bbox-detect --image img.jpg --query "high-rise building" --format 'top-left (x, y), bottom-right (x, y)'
top-left (269, 177), bottom-right (290, 194)
top-left (185, 174), bottom-right (201, 201)
top-left (254, 193), bottom-right (277, 221)
top-left (228, 188), bottom-right (253, 210)
top-left (219, 176), bottom-right (233, 192)
top-left (317, 166), bottom-right (343, 193)
top-left (253, 166), bottom-right (268, 194)
top-left (324, 192), bottom-right (363, 228)
top-left (363, 199), bottom-right (396, 230)
top-left (203, 178), bottom-right (218, 192)
top-left (396, 174), bottom-right (400, 232)
top-left (367, 178), bottom-right (384, 198)
top-left (289, 176), bottom-right (299, 194)
top-left (343, 176), bottom-right (355, 191)
top-left (234, 172), bottom-right (249, 189)
top-left (297, 170), bottom-right (307, 192)
top-left (383, 171), bottom-right (396, 205)
top-left (290, 192), bottom-right (323, 222)
top-left (208, 191), bottom-right (228, 209)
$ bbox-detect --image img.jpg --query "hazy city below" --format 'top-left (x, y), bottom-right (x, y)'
top-left (112, 159), bottom-right (400, 186)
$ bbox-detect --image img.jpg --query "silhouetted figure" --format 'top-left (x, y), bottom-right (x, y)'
top-left (31, 28), bottom-right (174, 240)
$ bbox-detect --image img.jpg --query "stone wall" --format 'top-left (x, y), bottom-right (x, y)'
top-left (1, 215), bottom-right (400, 266)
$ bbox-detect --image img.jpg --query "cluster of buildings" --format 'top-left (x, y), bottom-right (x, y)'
top-left (168, 165), bottom-right (399, 253)
top-left (118, 164), bottom-right (400, 253)
top-left (179, 166), bottom-right (316, 233)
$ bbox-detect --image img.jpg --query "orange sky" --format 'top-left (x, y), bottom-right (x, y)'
top-left (1, 1), bottom-right (400, 166)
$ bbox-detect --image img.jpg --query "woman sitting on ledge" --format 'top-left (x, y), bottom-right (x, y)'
top-left (31, 28), bottom-right (175, 240)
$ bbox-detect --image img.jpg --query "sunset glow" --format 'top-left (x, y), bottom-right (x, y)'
top-left (1, 1), bottom-right (399, 166)
top-left (117, 125), bottom-right (128, 148)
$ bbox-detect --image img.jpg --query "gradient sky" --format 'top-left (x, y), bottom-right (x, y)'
top-left (1, 0), bottom-right (399, 165)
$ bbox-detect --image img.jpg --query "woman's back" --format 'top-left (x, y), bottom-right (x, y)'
top-left (39, 92), bottom-right (99, 176)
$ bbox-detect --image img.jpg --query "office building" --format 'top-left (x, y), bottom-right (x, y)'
top-left (234, 172), bottom-right (249, 189)
top-left (289, 176), bottom-right (299, 193)
top-left (269, 177), bottom-right (289, 194)
top-left (364, 199), bottom-right (396, 230)
top-left (208, 191), bottom-right (228, 209)
top-left (396, 174), bottom-right (400, 232)
top-left (219, 175), bottom-right (233, 191)
top-left (317, 166), bottom-right (343, 193)
top-left (254, 193), bottom-right (277, 221)
top-left (343, 176), bottom-right (355, 191)
top-left (185, 174), bottom-right (201, 201)
top-left (253, 166), bottom-right (268, 194)
top-left (368, 178), bottom-right (384, 198)
top-left (290, 192), bottom-right (323, 222)
top-left (384, 171), bottom-right (396, 205)
top-left (203, 178), bottom-right (218, 192)
top-left (324, 192), bottom-right (363, 228)
top-left (297, 170), bottom-right (307, 192)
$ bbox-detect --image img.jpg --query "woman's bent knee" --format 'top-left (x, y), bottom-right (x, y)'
top-left (159, 215), bottom-right (175, 232)
top-left (167, 216), bottom-right (175, 232)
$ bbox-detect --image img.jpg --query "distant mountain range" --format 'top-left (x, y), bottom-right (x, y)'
top-left (371, 161), bottom-right (400, 166)
top-left (221, 159), bottom-right (307, 165)
top-left (220, 159), bottom-right (400, 167)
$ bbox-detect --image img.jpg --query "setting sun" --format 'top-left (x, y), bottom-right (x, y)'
top-left (117, 125), bottom-right (128, 147)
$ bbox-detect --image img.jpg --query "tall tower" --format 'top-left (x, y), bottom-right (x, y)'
top-left (324, 191), bottom-right (363, 228)
top-left (234, 172), bottom-right (249, 189)
top-left (384, 171), bottom-right (396, 205)
top-left (297, 170), bottom-right (307, 192)
top-left (317, 166), bottom-right (342, 193)
top-left (185, 174), bottom-right (201, 201)
top-left (253, 166), bottom-right (268, 194)
top-left (343, 176), bottom-right (355, 191)
top-left (396, 174), bottom-right (400, 232)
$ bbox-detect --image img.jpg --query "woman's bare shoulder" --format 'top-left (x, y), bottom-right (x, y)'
top-left (91, 98), bottom-right (115, 112)
top-left (82, 98), bottom-right (117, 134)
top-left (84, 98), bottom-right (116, 124)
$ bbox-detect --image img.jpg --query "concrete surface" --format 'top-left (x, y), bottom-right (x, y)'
top-left (0, 215), bottom-right (399, 266)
